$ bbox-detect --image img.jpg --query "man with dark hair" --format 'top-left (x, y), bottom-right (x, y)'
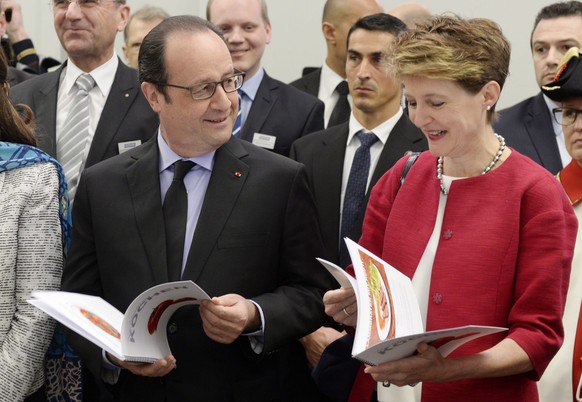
top-left (290, 13), bottom-right (427, 400)
top-left (61, 14), bottom-right (333, 402)
top-left (290, 0), bottom-right (383, 128)
top-left (207, 0), bottom-right (325, 156)
top-left (494, 0), bottom-right (582, 173)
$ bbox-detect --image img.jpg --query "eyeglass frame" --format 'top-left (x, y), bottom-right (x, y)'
top-left (552, 107), bottom-right (582, 126)
top-left (49, 0), bottom-right (122, 11)
top-left (153, 71), bottom-right (245, 100)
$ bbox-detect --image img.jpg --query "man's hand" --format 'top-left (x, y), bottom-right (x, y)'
top-left (200, 294), bottom-right (260, 344)
top-left (107, 353), bottom-right (176, 378)
top-left (3, 1), bottom-right (29, 43)
top-left (300, 327), bottom-right (346, 369)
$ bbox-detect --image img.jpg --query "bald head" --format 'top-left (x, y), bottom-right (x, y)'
top-left (321, 0), bottom-right (383, 77)
top-left (387, 2), bottom-right (431, 27)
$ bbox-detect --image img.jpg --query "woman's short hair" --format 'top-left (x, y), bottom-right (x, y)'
top-left (393, 15), bottom-right (510, 97)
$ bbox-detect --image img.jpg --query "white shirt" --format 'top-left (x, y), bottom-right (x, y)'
top-left (339, 108), bottom-right (404, 217)
top-left (543, 93), bottom-right (572, 168)
top-left (318, 62), bottom-right (352, 128)
top-left (56, 54), bottom-right (118, 167)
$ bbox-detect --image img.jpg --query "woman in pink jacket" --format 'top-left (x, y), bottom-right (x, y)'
top-left (324, 15), bottom-right (578, 402)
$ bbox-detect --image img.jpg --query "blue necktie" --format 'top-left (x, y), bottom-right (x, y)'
top-left (232, 90), bottom-right (243, 138)
top-left (164, 160), bottom-right (195, 282)
top-left (339, 131), bottom-right (379, 267)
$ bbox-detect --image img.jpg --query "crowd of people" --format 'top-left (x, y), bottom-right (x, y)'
top-left (0, 0), bottom-right (579, 401)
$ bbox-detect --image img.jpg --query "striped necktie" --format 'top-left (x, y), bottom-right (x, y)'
top-left (232, 90), bottom-right (243, 138)
top-left (57, 73), bottom-right (96, 202)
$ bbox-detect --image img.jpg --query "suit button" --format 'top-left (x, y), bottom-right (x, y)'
top-left (443, 229), bottom-right (453, 240)
top-left (432, 293), bottom-right (443, 305)
top-left (168, 323), bottom-right (178, 334)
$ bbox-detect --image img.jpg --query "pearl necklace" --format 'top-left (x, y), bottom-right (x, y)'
top-left (437, 133), bottom-right (506, 196)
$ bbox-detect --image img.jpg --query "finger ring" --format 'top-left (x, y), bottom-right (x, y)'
top-left (343, 307), bottom-right (351, 317)
top-left (382, 380), bottom-right (391, 387)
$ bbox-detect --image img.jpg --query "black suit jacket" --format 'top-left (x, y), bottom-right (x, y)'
top-left (493, 92), bottom-right (563, 174)
top-left (11, 59), bottom-right (159, 168)
top-left (61, 137), bottom-right (333, 402)
top-left (290, 115), bottom-right (428, 264)
top-left (289, 67), bottom-right (321, 98)
top-left (241, 72), bottom-right (324, 156)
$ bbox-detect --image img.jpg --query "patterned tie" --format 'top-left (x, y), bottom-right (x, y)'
top-left (339, 131), bottom-right (379, 267)
top-left (57, 73), bottom-right (96, 202)
top-left (163, 160), bottom-right (195, 282)
top-left (232, 90), bottom-right (243, 138)
top-left (328, 80), bottom-right (351, 128)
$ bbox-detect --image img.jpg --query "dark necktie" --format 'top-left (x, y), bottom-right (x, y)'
top-left (163, 160), bottom-right (195, 282)
top-left (339, 131), bottom-right (378, 267)
top-left (328, 80), bottom-right (350, 128)
top-left (232, 90), bottom-right (243, 138)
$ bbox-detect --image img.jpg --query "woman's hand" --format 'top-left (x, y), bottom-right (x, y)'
top-left (364, 342), bottom-right (445, 386)
top-left (323, 287), bottom-right (358, 327)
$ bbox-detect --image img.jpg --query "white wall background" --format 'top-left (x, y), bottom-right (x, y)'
top-left (17, 0), bottom-right (558, 108)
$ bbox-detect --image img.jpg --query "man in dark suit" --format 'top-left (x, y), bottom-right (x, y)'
top-left (494, 1), bottom-right (582, 174)
top-left (11, 0), bottom-right (158, 198)
top-left (289, 0), bottom-right (383, 128)
top-left (207, 0), bottom-right (325, 157)
top-left (290, 14), bottom-right (427, 375)
top-left (61, 15), bottom-right (332, 402)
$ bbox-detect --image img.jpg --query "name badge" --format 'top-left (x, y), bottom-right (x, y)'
top-left (118, 140), bottom-right (142, 154)
top-left (252, 133), bottom-right (276, 150)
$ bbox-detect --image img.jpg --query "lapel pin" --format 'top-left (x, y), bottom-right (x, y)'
top-left (124, 92), bottom-right (130, 98)
top-left (234, 171), bottom-right (242, 178)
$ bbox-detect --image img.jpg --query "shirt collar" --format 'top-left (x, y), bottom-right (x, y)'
top-left (62, 54), bottom-right (118, 98)
top-left (320, 62), bottom-right (345, 99)
top-left (157, 129), bottom-right (215, 173)
top-left (240, 67), bottom-right (264, 101)
top-left (558, 159), bottom-right (582, 206)
top-left (347, 108), bottom-right (404, 146)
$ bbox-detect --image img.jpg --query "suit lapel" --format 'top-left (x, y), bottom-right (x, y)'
top-left (241, 74), bottom-right (278, 141)
top-left (182, 139), bottom-right (250, 281)
top-left (301, 69), bottom-right (321, 97)
top-left (85, 60), bottom-right (140, 167)
top-left (370, 115), bottom-right (425, 186)
top-left (524, 93), bottom-right (563, 172)
top-left (125, 139), bottom-right (167, 284)
top-left (314, 125), bottom-right (348, 261)
top-left (34, 68), bottom-right (63, 157)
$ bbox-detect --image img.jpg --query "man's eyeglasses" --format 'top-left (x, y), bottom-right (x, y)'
top-left (552, 107), bottom-right (582, 126)
top-left (50, 0), bottom-right (121, 11)
top-left (155, 72), bottom-right (245, 100)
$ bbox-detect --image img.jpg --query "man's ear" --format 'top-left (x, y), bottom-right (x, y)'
top-left (141, 81), bottom-right (163, 113)
top-left (322, 22), bottom-right (336, 44)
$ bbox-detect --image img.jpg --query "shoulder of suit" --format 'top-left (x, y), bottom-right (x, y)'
top-left (262, 73), bottom-right (322, 104)
top-left (231, 138), bottom-right (303, 169)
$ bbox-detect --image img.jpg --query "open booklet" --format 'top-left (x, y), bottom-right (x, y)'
top-left (28, 281), bottom-right (210, 363)
top-left (318, 238), bottom-right (507, 366)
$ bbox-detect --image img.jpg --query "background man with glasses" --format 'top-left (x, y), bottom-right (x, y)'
top-left (60, 15), bottom-right (333, 402)
top-left (11, 0), bottom-right (158, 200)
